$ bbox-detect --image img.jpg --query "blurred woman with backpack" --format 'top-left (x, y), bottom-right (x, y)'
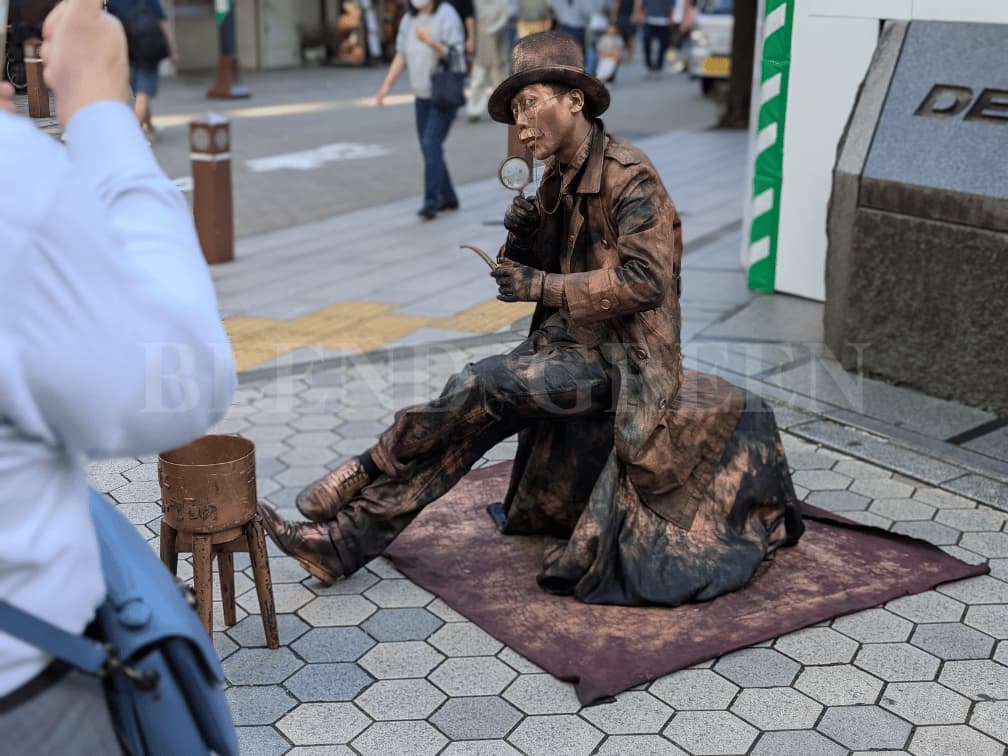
top-left (106, 0), bottom-right (175, 142)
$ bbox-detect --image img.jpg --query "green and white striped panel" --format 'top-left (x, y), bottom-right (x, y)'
top-left (747, 0), bottom-right (794, 292)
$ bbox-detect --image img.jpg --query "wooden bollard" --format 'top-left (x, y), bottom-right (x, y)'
top-left (23, 39), bottom-right (51, 119)
top-left (189, 114), bottom-right (234, 265)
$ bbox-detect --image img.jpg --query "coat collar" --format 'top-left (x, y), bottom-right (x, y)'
top-left (540, 119), bottom-right (607, 197)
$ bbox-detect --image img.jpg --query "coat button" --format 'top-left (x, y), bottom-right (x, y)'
top-left (658, 398), bottom-right (667, 409)
top-left (600, 298), bottom-right (612, 310)
top-left (601, 239), bottom-right (610, 248)
top-left (634, 347), bottom-right (648, 360)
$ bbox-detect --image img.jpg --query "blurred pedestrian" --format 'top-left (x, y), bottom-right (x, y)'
top-left (0, 0), bottom-right (235, 752)
top-left (445, 0), bottom-right (476, 64)
top-left (376, 0), bottom-right (465, 220)
top-left (594, 22), bottom-right (623, 82)
top-left (549, 0), bottom-right (591, 57)
top-left (106, 0), bottom-right (176, 141)
top-left (633, 0), bottom-right (674, 77)
top-left (515, 0), bottom-right (551, 38)
top-left (611, 0), bottom-right (637, 59)
top-left (465, 0), bottom-right (510, 121)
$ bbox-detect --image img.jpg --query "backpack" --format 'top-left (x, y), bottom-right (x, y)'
top-left (123, 0), bottom-right (171, 67)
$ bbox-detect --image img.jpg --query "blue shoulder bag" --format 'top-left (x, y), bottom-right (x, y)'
top-left (0, 489), bottom-right (238, 756)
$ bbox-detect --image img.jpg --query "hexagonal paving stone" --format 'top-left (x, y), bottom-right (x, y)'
top-left (307, 569), bottom-right (380, 596)
top-left (886, 591), bottom-right (966, 623)
top-left (970, 700), bottom-right (1008, 744)
top-left (297, 595), bottom-right (377, 626)
top-left (580, 691), bottom-right (673, 734)
top-left (238, 582), bottom-right (315, 615)
top-left (427, 597), bottom-right (467, 623)
top-left (440, 741), bottom-right (523, 755)
top-left (713, 648), bottom-right (800, 687)
top-left (363, 579), bottom-right (435, 608)
top-left (235, 725), bottom-right (292, 756)
top-left (227, 613), bottom-right (309, 648)
top-left (850, 478), bottom-right (914, 499)
top-left (429, 696), bottom-right (524, 740)
top-left (291, 627), bottom-right (376, 663)
top-left (775, 627), bottom-right (859, 665)
top-left (495, 645), bottom-right (544, 673)
top-left (910, 623), bottom-right (996, 660)
top-left (815, 705), bottom-right (911, 751)
top-left (959, 532), bottom-right (1008, 558)
top-left (934, 507), bottom-right (1007, 531)
top-left (964, 605), bottom-right (1008, 640)
top-left (428, 656), bottom-right (518, 696)
top-left (222, 647), bottom-right (304, 685)
top-left (806, 490), bottom-right (870, 512)
top-left (649, 669), bottom-right (739, 710)
top-left (360, 607), bottom-right (443, 641)
top-left (358, 641), bottom-right (445, 679)
top-left (943, 545), bottom-right (991, 565)
top-left (833, 608), bottom-right (914, 643)
top-left (663, 710), bottom-right (758, 755)
top-left (908, 725), bottom-right (1006, 756)
top-left (750, 730), bottom-right (847, 756)
top-left (842, 510), bottom-right (893, 529)
top-left (792, 470), bottom-right (852, 491)
top-left (276, 702), bottom-right (371, 745)
top-left (730, 687), bottom-right (822, 730)
top-left (284, 662), bottom-right (373, 702)
top-left (879, 681), bottom-right (971, 725)
top-left (366, 556), bottom-right (404, 579)
top-left (891, 520), bottom-right (961, 545)
top-left (123, 462), bottom-right (159, 482)
top-left (794, 665), bottom-right (883, 706)
top-left (110, 481), bottom-right (162, 504)
top-left (352, 721), bottom-right (448, 756)
top-left (225, 685), bottom-right (299, 725)
top-left (429, 622), bottom-right (504, 656)
top-left (938, 576), bottom-right (1008, 605)
top-left (501, 673), bottom-right (581, 715)
top-left (595, 735), bottom-right (686, 755)
top-left (854, 643), bottom-right (941, 682)
top-left (507, 715), bottom-right (603, 756)
top-left (938, 660), bottom-right (1008, 701)
top-left (869, 498), bottom-right (935, 521)
top-left (280, 446), bottom-right (338, 466)
top-left (355, 678), bottom-right (446, 720)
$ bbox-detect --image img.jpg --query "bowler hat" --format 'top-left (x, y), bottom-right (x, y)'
top-left (488, 31), bottom-right (610, 124)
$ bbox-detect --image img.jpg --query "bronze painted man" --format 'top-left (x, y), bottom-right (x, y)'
top-left (260, 31), bottom-right (804, 606)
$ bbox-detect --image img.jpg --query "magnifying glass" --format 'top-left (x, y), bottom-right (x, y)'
top-left (498, 156), bottom-right (532, 197)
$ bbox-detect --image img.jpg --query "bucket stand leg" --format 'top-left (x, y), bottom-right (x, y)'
top-left (218, 551), bottom-right (237, 626)
top-left (245, 516), bottom-right (280, 649)
top-left (192, 534), bottom-right (215, 637)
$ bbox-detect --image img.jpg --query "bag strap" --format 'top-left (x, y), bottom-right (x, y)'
top-left (0, 601), bottom-right (109, 675)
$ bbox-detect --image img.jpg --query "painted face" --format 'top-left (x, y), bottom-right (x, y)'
top-left (511, 83), bottom-right (579, 162)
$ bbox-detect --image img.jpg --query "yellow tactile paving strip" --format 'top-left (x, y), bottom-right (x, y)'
top-left (224, 299), bottom-right (535, 371)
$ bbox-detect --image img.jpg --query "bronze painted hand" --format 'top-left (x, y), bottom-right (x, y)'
top-left (503, 195), bottom-right (540, 258)
top-left (492, 261), bottom-right (546, 303)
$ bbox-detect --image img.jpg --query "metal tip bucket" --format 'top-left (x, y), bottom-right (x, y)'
top-left (158, 435), bottom-right (257, 534)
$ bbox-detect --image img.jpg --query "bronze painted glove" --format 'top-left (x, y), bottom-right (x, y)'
top-left (504, 195), bottom-right (540, 239)
top-left (503, 195), bottom-right (540, 257)
top-left (492, 261), bottom-right (546, 303)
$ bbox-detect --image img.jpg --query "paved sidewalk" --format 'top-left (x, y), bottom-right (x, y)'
top-left (88, 121), bottom-right (1008, 754)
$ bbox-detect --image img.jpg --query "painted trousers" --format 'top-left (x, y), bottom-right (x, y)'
top-left (327, 324), bottom-right (614, 575)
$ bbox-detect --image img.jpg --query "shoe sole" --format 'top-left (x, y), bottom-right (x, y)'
top-left (291, 554), bottom-right (341, 585)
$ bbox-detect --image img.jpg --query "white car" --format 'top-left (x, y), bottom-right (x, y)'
top-left (687, 0), bottom-right (733, 95)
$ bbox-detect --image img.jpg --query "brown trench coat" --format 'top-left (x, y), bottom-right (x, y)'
top-left (503, 122), bottom-right (742, 534)
top-left (495, 122), bottom-right (802, 605)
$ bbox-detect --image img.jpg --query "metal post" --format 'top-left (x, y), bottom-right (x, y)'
top-left (207, 0), bottom-right (250, 99)
top-left (23, 38), bottom-right (51, 118)
top-left (189, 114), bottom-right (235, 264)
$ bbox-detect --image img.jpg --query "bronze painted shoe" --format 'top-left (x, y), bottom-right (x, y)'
top-left (295, 456), bottom-right (373, 522)
top-left (258, 503), bottom-right (345, 585)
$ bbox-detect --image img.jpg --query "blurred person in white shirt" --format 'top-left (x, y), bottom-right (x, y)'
top-left (0, 1), bottom-right (235, 751)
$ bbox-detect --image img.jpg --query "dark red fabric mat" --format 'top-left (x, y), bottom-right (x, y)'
top-left (384, 462), bottom-right (988, 704)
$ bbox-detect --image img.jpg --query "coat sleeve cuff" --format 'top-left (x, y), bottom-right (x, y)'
top-left (542, 273), bottom-right (566, 309)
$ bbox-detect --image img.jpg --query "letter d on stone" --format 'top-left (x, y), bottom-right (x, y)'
top-left (914, 84), bottom-right (973, 118)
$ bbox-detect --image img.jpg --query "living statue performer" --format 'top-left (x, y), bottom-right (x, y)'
top-left (259, 31), bottom-right (804, 606)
